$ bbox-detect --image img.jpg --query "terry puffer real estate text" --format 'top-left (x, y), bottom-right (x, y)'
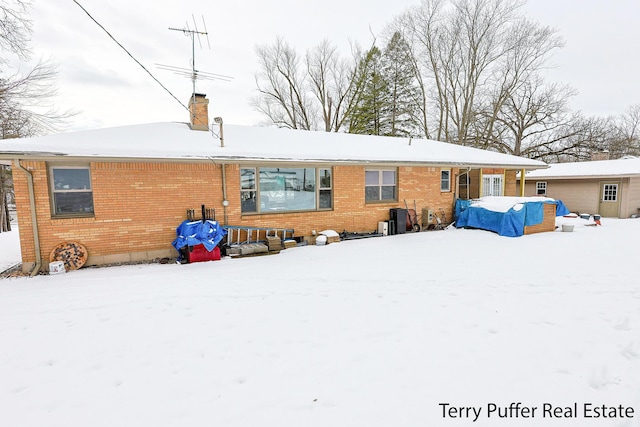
top-left (439, 402), bottom-right (635, 422)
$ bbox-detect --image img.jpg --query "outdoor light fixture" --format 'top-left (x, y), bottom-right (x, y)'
top-left (213, 117), bottom-right (224, 147)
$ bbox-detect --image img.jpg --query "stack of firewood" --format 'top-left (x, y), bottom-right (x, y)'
top-left (283, 239), bottom-right (297, 249)
top-left (265, 236), bottom-right (282, 252)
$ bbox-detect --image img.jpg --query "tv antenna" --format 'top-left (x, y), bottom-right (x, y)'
top-left (162, 15), bottom-right (233, 103)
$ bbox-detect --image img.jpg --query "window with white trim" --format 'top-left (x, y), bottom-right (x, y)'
top-left (536, 181), bottom-right (547, 196)
top-left (482, 174), bottom-right (503, 197)
top-left (240, 167), bottom-right (332, 213)
top-left (441, 169), bottom-right (451, 192)
top-left (365, 169), bottom-right (397, 202)
top-left (50, 166), bottom-right (94, 216)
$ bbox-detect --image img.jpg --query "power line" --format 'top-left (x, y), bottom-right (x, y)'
top-left (71, 0), bottom-right (189, 113)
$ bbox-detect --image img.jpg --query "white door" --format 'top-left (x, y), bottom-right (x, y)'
top-left (482, 174), bottom-right (503, 197)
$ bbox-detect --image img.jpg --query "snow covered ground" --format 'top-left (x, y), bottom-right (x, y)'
top-left (1, 218), bottom-right (639, 427)
top-left (0, 221), bottom-right (20, 272)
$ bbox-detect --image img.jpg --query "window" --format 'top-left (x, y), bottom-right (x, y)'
top-left (482, 174), bottom-right (503, 197)
top-left (240, 168), bottom-right (257, 212)
top-left (240, 167), bottom-right (332, 213)
top-left (365, 169), bottom-right (397, 202)
top-left (441, 169), bottom-right (451, 192)
top-left (602, 184), bottom-right (618, 201)
top-left (536, 182), bottom-right (547, 196)
top-left (319, 168), bottom-right (332, 209)
top-left (50, 166), bottom-right (94, 216)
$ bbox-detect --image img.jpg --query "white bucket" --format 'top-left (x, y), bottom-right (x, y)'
top-left (562, 224), bottom-right (574, 232)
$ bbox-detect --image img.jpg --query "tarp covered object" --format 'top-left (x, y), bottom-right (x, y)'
top-left (455, 197), bottom-right (569, 237)
top-left (172, 220), bottom-right (227, 252)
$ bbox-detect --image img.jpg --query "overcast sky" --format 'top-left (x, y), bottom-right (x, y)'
top-left (25, 0), bottom-right (640, 132)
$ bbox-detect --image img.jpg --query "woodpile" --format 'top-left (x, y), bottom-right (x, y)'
top-left (265, 236), bottom-right (283, 253)
top-left (325, 235), bottom-right (340, 244)
top-left (283, 240), bottom-right (297, 249)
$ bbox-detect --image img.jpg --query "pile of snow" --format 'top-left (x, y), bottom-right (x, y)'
top-left (470, 196), bottom-right (556, 213)
top-left (318, 229), bottom-right (340, 237)
top-left (0, 225), bottom-right (20, 272)
top-left (1, 220), bottom-right (639, 426)
top-left (555, 214), bottom-right (599, 230)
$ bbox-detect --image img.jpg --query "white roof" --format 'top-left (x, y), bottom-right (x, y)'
top-left (524, 157), bottom-right (640, 179)
top-left (0, 122), bottom-right (546, 169)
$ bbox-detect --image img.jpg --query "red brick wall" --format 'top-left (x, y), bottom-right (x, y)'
top-left (13, 161), bottom-right (459, 268)
top-left (230, 165), bottom-right (457, 234)
top-left (524, 203), bottom-right (557, 235)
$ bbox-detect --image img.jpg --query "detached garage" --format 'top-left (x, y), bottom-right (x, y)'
top-left (520, 157), bottom-right (640, 218)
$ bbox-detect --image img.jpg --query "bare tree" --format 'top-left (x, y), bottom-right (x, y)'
top-left (605, 104), bottom-right (640, 158)
top-left (1, 0), bottom-right (73, 231)
top-left (306, 40), bottom-right (364, 132)
top-left (253, 37), bottom-right (368, 132)
top-left (535, 115), bottom-right (611, 163)
top-left (253, 37), bottom-right (316, 130)
top-left (473, 76), bottom-right (584, 159)
top-left (397, 0), bottom-right (567, 149)
top-left (0, 0), bottom-right (31, 60)
top-left (473, 18), bottom-right (565, 147)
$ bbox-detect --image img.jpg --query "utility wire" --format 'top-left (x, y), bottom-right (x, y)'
top-left (71, 0), bottom-right (189, 113)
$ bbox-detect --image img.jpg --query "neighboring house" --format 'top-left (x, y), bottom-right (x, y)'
top-left (0, 93), bottom-right (547, 274)
top-left (521, 157), bottom-right (640, 218)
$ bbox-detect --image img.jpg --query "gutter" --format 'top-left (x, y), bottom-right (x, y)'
top-left (14, 159), bottom-right (42, 276)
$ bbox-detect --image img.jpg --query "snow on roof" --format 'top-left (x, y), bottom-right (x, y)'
top-left (0, 122), bottom-right (546, 169)
top-left (524, 157), bottom-right (640, 179)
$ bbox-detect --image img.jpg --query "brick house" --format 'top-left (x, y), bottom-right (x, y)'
top-left (0, 94), bottom-right (546, 274)
top-left (521, 157), bottom-right (640, 218)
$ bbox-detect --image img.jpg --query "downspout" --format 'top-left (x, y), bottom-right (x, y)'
top-left (221, 164), bottom-right (229, 225)
top-left (206, 157), bottom-right (229, 226)
top-left (14, 159), bottom-right (42, 276)
top-left (212, 117), bottom-right (229, 225)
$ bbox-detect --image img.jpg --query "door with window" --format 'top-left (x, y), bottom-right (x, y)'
top-left (481, 174), bottom-right (503, 197)
top-left (598, 181), bottom-right (621, 217)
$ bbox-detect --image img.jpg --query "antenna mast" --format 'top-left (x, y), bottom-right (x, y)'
top-left (169, 15), bottom-right (211, 103)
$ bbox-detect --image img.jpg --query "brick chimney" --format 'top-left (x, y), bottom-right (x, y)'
top-left (590, 149), bottom-right (610, 161)
top-left (188, 93), bottom-right (209, 131)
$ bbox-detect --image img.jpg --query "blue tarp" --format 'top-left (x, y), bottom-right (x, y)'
top-left (171, 220), bottom-right (227, 253)
top-left (455, 198), bottom-right (569, 237)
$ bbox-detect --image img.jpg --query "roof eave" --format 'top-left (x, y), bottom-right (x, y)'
top-left (0, 152), bottom-right (546, 170)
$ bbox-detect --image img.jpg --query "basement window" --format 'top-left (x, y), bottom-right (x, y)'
top-left (50, 166), bottom-right (94, 216)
